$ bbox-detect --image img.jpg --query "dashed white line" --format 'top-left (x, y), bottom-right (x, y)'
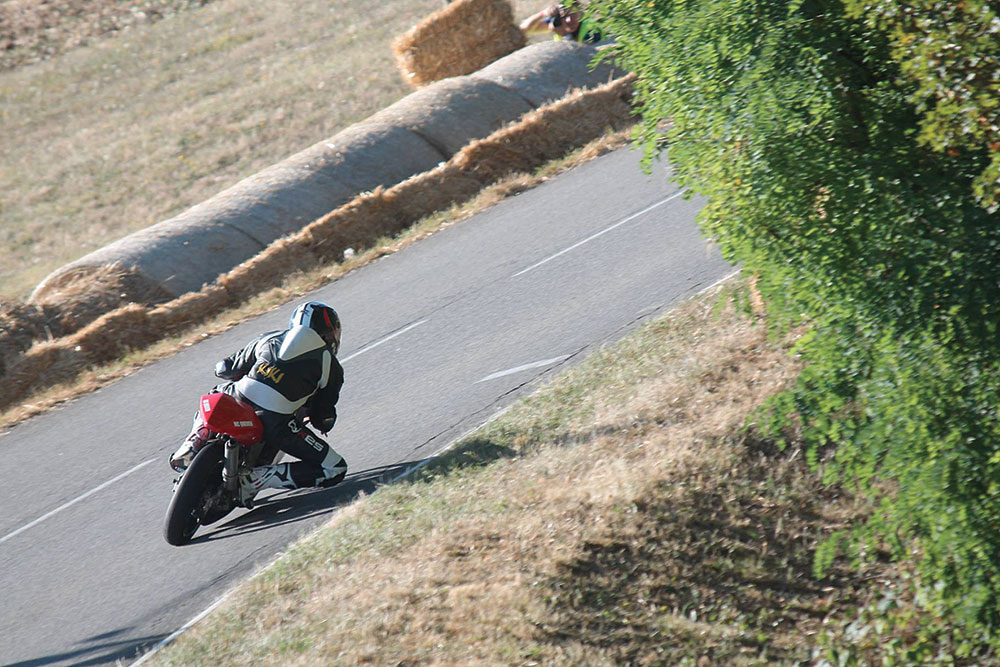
top-left (512, 189), bottom-right (688, 278)
top-left (340, 319), bottom-right (428, 363)
top-left (475, 355), bottom-right (571, 384)
top-left (0, 458), bottom-right (157, 546)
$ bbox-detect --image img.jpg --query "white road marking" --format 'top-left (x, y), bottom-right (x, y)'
top-left (512, 189), bottom-right (688, 278)
top-left (340, 319), bottom-right (428, 363)
top-left (475, 355), bottom-right (571, 384)
top-left (0, 458), bottom-right (157, 546)
top-left (132, 593), bottom-right (230, 665)
top-left (706, 270), bottom-right (741, 292)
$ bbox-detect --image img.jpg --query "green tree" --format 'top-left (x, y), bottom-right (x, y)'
top-left (845, 1), bottom-right (1000, 212)
top-left (588, 0), bottom-right (1000, 654)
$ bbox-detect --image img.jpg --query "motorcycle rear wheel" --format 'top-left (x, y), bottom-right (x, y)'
top-left (163, 441), bottom-right (224, 546)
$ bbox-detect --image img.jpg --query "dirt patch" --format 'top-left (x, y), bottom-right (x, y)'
top-left (0, 0), bottom-right (213, 69)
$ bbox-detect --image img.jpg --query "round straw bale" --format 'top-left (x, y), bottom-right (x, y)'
top-left (31, 218), bottom-right (265, 304)
top-left (393, 0), bottom-right (525, 86)
top-left (474, 40), bottom-right (625, 107)
top-left (218, 124), bottom-right (444, 244)
top-left (304, 122), bottom-right (446, 194)
top-left (29, 263), bottom-right (174, 331)
top-left (186, 167), bottom-right (356, 244)
top-left (367, 76), bottom-right (533, 156)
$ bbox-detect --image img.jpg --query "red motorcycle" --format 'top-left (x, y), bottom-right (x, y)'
top-left (163, 393), bottom-right (278, 546)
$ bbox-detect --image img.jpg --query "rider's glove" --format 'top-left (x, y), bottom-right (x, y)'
top-left (314, 413), bottom-right (337, 434)
top-left (214, 358), bottom-right (242, 380)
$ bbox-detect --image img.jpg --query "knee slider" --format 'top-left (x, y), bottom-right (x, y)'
top-left (319, 455), bottom-right (347, 487)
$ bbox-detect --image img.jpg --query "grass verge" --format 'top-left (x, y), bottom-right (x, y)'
top-left (145, 279), bottom-right (888, 665)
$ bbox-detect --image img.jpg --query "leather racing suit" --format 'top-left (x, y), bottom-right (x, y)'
top-left (173, 325), bottom-right (348, 494)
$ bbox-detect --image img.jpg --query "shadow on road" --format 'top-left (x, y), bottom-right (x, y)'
top-left (4, 628), bottom-right (167, 666)
top-left (190, 460), bottom-right (423, 544)
top-left (10, 462), bottom-right (426, 666)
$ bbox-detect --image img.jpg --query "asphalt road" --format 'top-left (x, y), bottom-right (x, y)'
top-left (0, 146), bottom-right (732, 666)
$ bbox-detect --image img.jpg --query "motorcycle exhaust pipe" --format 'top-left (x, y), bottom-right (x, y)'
top-left (222, 439), bottom-right (240, 493)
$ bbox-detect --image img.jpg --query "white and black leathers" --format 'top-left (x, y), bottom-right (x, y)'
top-left (213, 325), bottom-right (347, 491)
top-left (220, 325), bottom-right (344, 426)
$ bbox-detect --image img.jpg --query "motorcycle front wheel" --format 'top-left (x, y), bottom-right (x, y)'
top-left (163, 441), bottom-right (224, 546)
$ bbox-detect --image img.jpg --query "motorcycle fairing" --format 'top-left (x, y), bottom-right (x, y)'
top-left (199, 393), bottom-right (263, 446)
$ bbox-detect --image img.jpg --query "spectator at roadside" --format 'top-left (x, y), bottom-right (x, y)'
top-left (519, 3), bottom-right (604, 44)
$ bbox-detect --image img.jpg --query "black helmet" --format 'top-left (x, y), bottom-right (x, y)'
top-left (289, 301), bottom-right (341, 353)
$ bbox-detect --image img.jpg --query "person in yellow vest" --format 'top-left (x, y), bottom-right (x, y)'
top-left (519, 3), bottom-right (604, 44)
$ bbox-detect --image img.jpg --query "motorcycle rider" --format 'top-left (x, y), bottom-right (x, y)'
top-left (169, 301), bottom-right (348, 502)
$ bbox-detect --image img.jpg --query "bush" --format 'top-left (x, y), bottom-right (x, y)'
top-left (587, 0), bottom-right (1000, 652)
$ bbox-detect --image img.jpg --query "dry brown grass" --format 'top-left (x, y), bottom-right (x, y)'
top-left (0, 0), bottom-right (212, 68)
top-left (150, 283), bottom-right (884, 665)
top-left (0, 0), bottom-right (545, 300)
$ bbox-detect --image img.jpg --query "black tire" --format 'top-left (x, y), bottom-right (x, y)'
top-left (163, 441), bottom-right (224, 546)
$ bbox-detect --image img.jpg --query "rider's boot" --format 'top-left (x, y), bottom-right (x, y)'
top-left (239, 463), bottom-right (297, 506)
top-left (169, 423), bottom-right (211, 472)
top-left (238, 455), bottom-right (347, 506)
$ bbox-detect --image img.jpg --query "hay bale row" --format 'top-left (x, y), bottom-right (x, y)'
top-left (3, 304), bottom-right (150, 403)
top-left (21, 41), bottom-right (621, 363)
top-left (366, 77), bottom-right (534, 156)
top-left (148, 286), bottom-right (234, 331)
top-left (3, 342), bottom-right (79, 407)
top-left (0, 75), bottom-right (635, 412)
top-left (0, 264), bottom-right (174, 376)
top-left (30, 263), bottom-right (174, 330)
top-left (0, 302), bottom-right (54, 378)
top-left (393, 0), bottom-right (526, 87)
top-left (453, 75), bottom-right (636, 182)
top-left (30, 122), bottom-right (447, 305)
top-left (474, 39), bottom-right (623, 107)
